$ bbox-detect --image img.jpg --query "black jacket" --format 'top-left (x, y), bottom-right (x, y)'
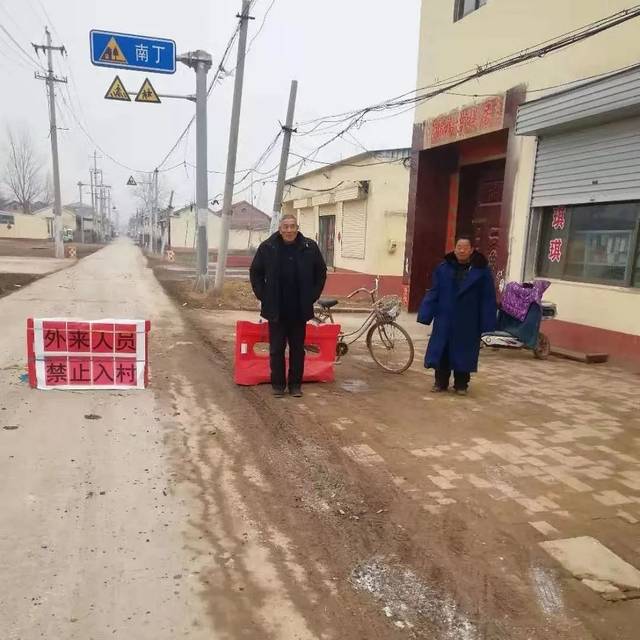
top-left (250, 232), bottom-right (327, 322)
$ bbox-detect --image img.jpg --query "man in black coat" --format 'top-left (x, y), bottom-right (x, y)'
top-left (250, 214), bottom-right (327, 398)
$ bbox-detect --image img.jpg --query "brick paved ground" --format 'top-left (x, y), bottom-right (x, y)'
top-left (189, 308), bottom-right (640, 636)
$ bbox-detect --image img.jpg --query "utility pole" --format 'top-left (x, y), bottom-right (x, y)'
top-left (90, 152), bottom-right (101, 242)
top-left (214, 0), bottom-right (253, 293)
top-left (153, 168), bottom-right (159, 253)
top-left (98, 185), bottom-right (104, 242)
top-left (77, 181), bottom-right (89, 243)
top-left (270, 80), bottom-right (298, 233)
top-left (176, 50), bottom-right (212, 290)
top-left (33, 28), bottom-right (67, 259)
top-left (97, 166), bottom-right (104, 242)
top-left (107, 188), bottom-right (112, 240)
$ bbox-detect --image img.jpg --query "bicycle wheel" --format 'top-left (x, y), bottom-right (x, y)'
top-left (366, 321), bottom-right (414, 373)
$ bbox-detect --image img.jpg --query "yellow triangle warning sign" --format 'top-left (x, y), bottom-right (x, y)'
top-left (104, 76), bottom-right (130, 102)
top-left (100, 37), bottom-right (128, 65)
top-left (135, 78), bottom-right (161, 104)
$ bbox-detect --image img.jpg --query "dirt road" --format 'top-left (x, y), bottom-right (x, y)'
top-left (2, 240), bottom-right (639, 639)
top-left (0, 241), bottom-right (402, 639)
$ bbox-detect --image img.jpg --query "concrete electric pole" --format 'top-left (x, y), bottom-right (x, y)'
top-left (270, 80), bottom-right (298, 233)
top-left (153, 168), bottom-right (159, 253)
top-left (214, 0), bottom-right (253, 294)
top-left (176, 50), bottom-right (212, 290)
top-left (33, 28), bottom-right (67, 259)
top-left (77, 181), bottom-right (90, 243)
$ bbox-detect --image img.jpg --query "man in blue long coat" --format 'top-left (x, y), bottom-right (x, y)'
top-left (418, 236), bottom-right (497, 395)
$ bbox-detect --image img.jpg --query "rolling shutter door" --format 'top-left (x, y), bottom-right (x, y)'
top-left (531, 116), bottom-right (640, 207)
top-left (341, 200), bottom-right (367, 259)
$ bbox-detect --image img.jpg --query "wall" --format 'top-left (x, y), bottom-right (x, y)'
top-left (228, 229), bottom-right (269, 251)
top-left (0, 213), bottom-right (49, 239)
top-left (169, 211), bottom-right (267, 251)
top-left (415, 0), bottom-right (640, 343)
top-left (283, 154), bottom-right (410, 277)
top-left (415, 0), bottom-right (640, 125)
top-left (169, 212), bottom-right (221, 249)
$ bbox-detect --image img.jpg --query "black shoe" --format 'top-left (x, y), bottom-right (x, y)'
top-left (431, 384), bottom-right (448, 393)
top-left (454, 387), bottom-right (468, 396)
top-left (272, 387), bottom-right (286, 398)
top-left (289, 386), bottom-right (303, 398)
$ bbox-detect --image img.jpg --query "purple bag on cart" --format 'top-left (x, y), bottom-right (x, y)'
top-left (500, 280), bottom-right (549, 322)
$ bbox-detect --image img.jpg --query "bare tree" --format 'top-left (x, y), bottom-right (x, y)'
top-left (42, 171), bottom-right (53, 206)
top-left (133, 173), bottom-right (170, 212)
top-left (3, 127), bottom-right (44, 213)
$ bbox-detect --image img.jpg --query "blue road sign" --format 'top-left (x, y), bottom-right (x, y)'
top-left (90, 30), bottom-right (176, 74)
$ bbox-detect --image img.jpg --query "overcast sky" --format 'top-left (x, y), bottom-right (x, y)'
top-left (0, 0), bottom-right (420, 222)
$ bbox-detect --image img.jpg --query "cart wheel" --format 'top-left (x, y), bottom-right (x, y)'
top-left (534, 332), bottom-right (551, 360)
top-left (336, 341), bottom-right (349, 357)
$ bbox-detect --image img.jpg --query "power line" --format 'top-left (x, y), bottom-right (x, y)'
top-left (290, 180), bottom-right (346, 193)
top-left (288, 152), bottom-right (410, 168)
top-left (293, 4), bottom-right (640, 135)
top-left (156, 0), bottom-right (265, 170)
top-left (0, 24), bottom-right (45, 70)
top-left (246, 0), bottom-right (277, 54)
top-left (57, 91), bottom-right (149, 173)
top-left (284, 3), bottom-right (640, 171)
top-left (0, 30), bottom-right (34, 72)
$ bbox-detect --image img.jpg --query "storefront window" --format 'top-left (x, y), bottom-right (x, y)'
top-left (537, 202), bottom-right (640, 287)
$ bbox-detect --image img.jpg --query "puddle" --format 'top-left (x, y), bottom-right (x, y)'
top-left (530, 566), bottom-right (564, 616)
top-left (340, 379), bottom-right (370, 393)
top-left (350, 557), bottom-right (478, 638)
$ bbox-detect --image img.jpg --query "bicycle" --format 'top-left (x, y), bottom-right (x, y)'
top-left (313, 278), bottom-right (415, 374)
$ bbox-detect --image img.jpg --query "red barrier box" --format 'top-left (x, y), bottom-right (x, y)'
top-left (234, 321), bottom-right (341, 386)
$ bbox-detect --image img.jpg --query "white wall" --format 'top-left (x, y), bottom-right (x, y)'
top-left (169, 211), bottom-right (267, 250)
top-left (283, 155), bottom-right (410, 276)
top-left (0, 213), bottom-right (49, 239)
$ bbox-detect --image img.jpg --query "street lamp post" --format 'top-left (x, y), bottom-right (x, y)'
top-left (176, 50), bottom-right (212, 291)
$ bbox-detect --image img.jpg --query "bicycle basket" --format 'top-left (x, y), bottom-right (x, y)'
top-left (375, 295), bottom-right (402, 321)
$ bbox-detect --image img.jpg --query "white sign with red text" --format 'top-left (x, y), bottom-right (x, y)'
top-left (27, 318), bottom-right (150, 390)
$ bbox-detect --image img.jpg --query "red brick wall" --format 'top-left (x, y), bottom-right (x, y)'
top-left (322, 270), bottom-right (404, 299)
top-left (544, 319), bottom-right (640, 370)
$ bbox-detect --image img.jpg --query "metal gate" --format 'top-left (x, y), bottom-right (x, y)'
top-left (318, 215), bottom-right (335, 267)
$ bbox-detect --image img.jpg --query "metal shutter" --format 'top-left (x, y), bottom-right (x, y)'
top-left (532, 116), bottom-right (640, 207)
top-left (341, 200), bottom-right (367, 259)
top-left (298, 207), bottom-right (314, 239)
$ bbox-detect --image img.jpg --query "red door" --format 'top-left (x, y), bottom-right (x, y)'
top-left (457, 159), bottom-right (505, 281)
top-left (472, 176), bottom-right (504, 274)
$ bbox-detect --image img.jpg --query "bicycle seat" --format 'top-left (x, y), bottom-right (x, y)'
top-left (318, 298), bottom-right (338, 309)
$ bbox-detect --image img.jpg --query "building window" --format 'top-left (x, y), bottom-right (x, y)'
top-left (537, 202), bottom-right (640, 288)
top-left (454, 0), bottom-right (487, 21)
top-left (0, 213), bottom-right (15, 225)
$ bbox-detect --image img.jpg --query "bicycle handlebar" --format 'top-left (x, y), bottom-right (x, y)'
top-left (346, 276), bottom-right (380, 304)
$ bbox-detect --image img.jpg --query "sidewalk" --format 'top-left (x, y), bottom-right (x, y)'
top-left (189, 306), bottom-right (640, 638)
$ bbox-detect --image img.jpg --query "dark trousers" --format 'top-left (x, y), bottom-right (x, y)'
top-left (435, 344), bottom-right (470, 391)
top-left (268, 320), bottom-right (306, 390)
